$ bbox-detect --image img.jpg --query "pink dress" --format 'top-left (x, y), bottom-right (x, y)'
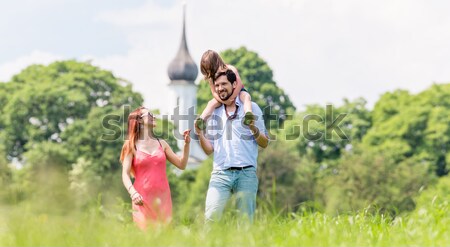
top-left (131, 143), bottom-right (172, 229)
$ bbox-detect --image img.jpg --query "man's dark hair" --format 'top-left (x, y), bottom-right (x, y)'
top-left (213, 69), bottom-right (236, 85)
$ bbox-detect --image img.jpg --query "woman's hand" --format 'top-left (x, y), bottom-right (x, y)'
top-left (131, 192), bottom-right (144, 206)
top-left (183, 129), bottom-right (191, 144)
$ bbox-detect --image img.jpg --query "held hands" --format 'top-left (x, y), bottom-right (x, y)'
top-left (183, 129), bottom-right (191, 144)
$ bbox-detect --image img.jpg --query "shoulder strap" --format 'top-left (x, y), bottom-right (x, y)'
top-left (156, 138), bottom-right (162, 147)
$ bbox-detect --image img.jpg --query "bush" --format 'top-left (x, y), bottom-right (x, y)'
top-left (321, 147), bottom-right (435, 215)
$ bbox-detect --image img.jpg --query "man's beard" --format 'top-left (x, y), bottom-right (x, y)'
top-left (219, 88), bottom-right (235, 101)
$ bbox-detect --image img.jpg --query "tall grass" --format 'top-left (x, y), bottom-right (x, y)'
top-left (1, 195), bottom-right (448, 246)
top-left (1, 169), bottom-right (448, 246)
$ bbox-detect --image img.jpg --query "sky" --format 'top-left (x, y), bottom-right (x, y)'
top-left (1, 0), bottom-right (450, 112)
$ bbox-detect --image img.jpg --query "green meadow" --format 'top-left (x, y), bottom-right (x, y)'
top-left (1, 176), bottom-right (448, 246)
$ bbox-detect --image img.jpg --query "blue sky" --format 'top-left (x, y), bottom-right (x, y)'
top-left (1, 0), bottom-right (450, 112)
top-left (0, 0), bottom-right (147, 61)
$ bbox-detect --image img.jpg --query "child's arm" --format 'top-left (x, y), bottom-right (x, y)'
top-left (229, 65), bottom-right (253, 113)
top-left (208, 79), bottom-right (223, 105)
top-left (227, 65), bottom-right (244, 104)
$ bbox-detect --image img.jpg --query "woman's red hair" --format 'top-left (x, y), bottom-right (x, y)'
top-left (120, 106), bottom-right (146, 162)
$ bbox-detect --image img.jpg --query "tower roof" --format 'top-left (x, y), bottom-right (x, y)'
top-left (167, 4), bottom-right (198, 83)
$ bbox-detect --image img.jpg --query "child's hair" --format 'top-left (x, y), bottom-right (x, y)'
top-left (200, 50), bottom-right (227, 80)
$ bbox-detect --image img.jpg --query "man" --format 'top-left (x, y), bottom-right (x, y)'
top-left (195, 69), bottom-right (269, 223)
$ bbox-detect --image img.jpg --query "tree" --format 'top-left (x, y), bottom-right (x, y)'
top-left (0, 60), bottom-right (143, 160)
top-left (0, 145), bottom-right (11, 193)
top-left (277, 98), bottom-right (371, 163)
top-left (21, 141), bottom-right (75, 213)
top-left (257, 140), bottom-right (303, 212)
top-left (320, 147), bottom-right (435, 215)
top-left (197, 47), bottom-right (296, 129)
top-left (363, 83), bottom-right (450, 176)
top-left (371, 90), bottom-right (412, 126)
top-left (0, 61), bottom-right (144, 205)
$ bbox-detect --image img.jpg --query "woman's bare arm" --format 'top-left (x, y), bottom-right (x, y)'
top-left (122, 154), bottom-right (143, 205)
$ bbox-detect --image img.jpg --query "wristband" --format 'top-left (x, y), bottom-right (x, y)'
top-left (130, 192), bottom-right (138, 198)
top-left (251, 128), bottom-right (260, 137)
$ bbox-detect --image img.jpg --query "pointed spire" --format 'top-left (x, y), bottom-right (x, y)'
top-left (180, 3), bottom-right (188, 52)
top-left (167, 2), bottom-right (198, 83)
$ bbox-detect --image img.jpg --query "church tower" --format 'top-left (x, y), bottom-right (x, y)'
top-left (167, 4), bottom-right (207, 164)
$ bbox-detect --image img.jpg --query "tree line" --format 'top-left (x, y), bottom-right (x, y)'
top-left (0, 47), bottom-right (448, 220)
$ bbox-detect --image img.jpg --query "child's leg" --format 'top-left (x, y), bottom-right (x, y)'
top-left (239, 91), bottom-right (253, 114)
top-left (200, 98), bottom-right (221, 119)
top-left (196, 99), bottom-right (221, 130)
top-left (240, 91), bottom-right (255, 126)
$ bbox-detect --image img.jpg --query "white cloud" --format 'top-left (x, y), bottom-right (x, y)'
top-left (83, 43), bottom-right (173, 111)
top-left (2, 0), bottom-right (450, 113)
top-left (95, 1), bottom-right (178, 27)
top-left (0, 50), bottom-right (62, 82)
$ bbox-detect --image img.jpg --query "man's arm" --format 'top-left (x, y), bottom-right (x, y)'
top-left (249, 103), bottom-right (269, 148)
top-left (249, 124), bottom-right (269, 148)
top-left (195, 121), bottom-right (214, 155)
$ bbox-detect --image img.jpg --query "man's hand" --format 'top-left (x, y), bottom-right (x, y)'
top-left (195, 117), bottom-right (206, 135)
top-left (245, 114), bottom-right (269, 148)
top-left (249, 123), bottom-right (260, 137)
top-left (195, 117), bottom-right (214, 155)
top-left (243, 112), bottom-right (256, 126)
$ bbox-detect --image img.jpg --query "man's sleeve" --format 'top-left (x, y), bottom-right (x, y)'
top-left (252, 103), bottom-right (269, 138)
top-left (209, 138), bottom-right (214, 149)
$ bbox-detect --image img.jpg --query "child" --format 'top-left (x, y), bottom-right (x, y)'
top-left (197, 50), bottom-right (254, 129)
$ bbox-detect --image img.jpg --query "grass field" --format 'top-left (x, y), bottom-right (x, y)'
top-left (0, 195), bottom-right (448, 247)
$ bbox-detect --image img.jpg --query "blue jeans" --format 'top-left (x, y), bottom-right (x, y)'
top-left (204, 167), bottom-right (258, 222)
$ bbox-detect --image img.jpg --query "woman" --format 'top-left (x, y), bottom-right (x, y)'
top-left (120, 106), bottom-right (190, 229)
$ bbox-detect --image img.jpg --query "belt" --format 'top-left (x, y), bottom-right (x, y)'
top-left (225, 165), bottom-right (253, 171)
